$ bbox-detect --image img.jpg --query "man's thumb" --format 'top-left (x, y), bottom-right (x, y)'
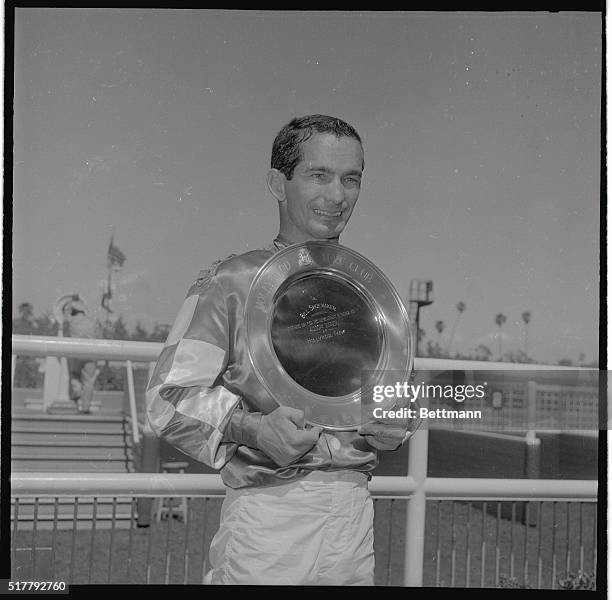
top-left (308, 425), bottom-right (324, 439)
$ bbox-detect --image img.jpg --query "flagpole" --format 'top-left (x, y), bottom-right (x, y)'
top-left (102, 226), bottom-right (125, 338)
top-left (103, 228), bottom-right (115, 335)
top-left (102, 228), bottom-right (116, 387)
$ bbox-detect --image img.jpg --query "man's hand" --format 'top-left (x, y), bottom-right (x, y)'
top-left (257, 406), bottom-right (323, 467)
top-left (358, 422), bottom-right (407, 451)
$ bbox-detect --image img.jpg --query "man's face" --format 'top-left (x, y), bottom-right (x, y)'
top-left (282, 133), bottom-right (363, 242)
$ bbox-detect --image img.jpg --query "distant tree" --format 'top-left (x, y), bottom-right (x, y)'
top-left (474, 344), bottom-right (492, 361)
top-left (35, 312), bottom-right (58, 336)
top-left (13, 302), bottom-right (37, 334)
top-left (495, 313), bottom-right (507, 361)
top-left (434, 320), bottom-right (445, 357)
top-left (132, 321), bottom-right (149, 341)
top-left (112, 316), bottom-right (130, 340)
top-left (514, 349), bottom-right (531, 364)
top-left (12, 303), bottom-right (57, 387)
top-left (522, 311), bottom-right (531, 359)
top-left (447, 301), bottom-right (466, 356)
top-left (151, 323), bottom-right (171, 343)
top-left (558, 358), bottom-right (574, 366)
top-left (18, 302), bottom-right (34, 321)
top-left (502, 350), bottom-right (530, 363)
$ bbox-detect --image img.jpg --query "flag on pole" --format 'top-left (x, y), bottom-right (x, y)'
top-left (102, 231), bottom-right (124, 313)
top-left (107, 234), bottom-right (126, 271)
top-left (101, 272), bottom-right (113, 313)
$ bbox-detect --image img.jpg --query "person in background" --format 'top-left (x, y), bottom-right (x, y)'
top-left (61, 294), bottom-right (100, 414)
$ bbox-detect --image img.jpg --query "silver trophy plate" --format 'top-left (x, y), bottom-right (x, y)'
top-left (245, 241), bottom-right (415, 430)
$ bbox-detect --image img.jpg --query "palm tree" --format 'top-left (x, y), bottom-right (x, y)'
top-left (14, 302), bottom-right (37, 334)
top-left (18, 302), bottom-right (34, 320)
top-left (495, 313), bottom-right (507, 360)
top-left (435, 320), bottom-right (445, 356)
top-left (447, 301), bottom-right (466, 356)
top-left (522, 311), bottom-right (531, 359)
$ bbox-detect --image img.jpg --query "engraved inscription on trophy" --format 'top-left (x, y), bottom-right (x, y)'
top-left (271, 273), bottom-right (383, 397)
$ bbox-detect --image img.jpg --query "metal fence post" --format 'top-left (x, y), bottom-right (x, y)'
top-left (137, 421), bottom-right (160, 527)
top-left (525, 380), bottom-right (541, 526)
top-left (403, 425), bottom-right (429, 586)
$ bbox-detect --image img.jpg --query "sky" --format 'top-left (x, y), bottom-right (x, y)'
top-left (12, 9), bottom-right (602, 365)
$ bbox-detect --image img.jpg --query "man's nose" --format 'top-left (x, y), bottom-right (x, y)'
top-left (327, 178), bottom-right (345, 205)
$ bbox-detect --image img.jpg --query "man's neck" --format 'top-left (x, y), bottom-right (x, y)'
top-left (275, 232), bottom-right (340, 246)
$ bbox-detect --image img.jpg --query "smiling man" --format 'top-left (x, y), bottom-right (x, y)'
top-left (268, 120), bottom-right (363, 243)
top-left (146, 115), bottom-right (407, 585)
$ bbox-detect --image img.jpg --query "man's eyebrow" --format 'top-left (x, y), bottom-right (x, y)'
top-left (303, 165), bottom-right (334, 173)
top-left (303, 166), bottom-right (362, 177)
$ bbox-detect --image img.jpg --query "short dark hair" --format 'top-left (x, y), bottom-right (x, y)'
top-left (271, 114), bottom-right (363, 179)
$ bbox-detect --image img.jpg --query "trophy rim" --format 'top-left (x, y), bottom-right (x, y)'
top-left (245, 241), bottom-right (415, 431)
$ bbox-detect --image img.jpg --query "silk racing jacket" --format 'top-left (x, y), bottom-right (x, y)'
top-left (146, 238), bottom-right (379, 488)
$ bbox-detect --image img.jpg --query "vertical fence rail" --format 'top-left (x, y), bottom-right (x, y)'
top-left (450, 501), bottom-right (456, 586)
top-left (537, 501), bottom-right (543, 589)
top-left (164, 499), bottom-right (174, 584)
top-left (579, 503), bottom-right (584, 572)
top-left (125, 360), bottom-right (140, 445)
top-left (480, 502), bottom-right (486, 588)
top-left (495, 502), bottom-right (501, 586)
top-left (551, 501), bottom-right (557, 589)
top-left (145, 497), bottom-right (154, 584)
top-left (465, 503), bottom-right (471, 587)
top-left (592, 503), bottom-right (597, 575)
top-left (565, 502), bottom-right (571, 577)
top-left (88, 497), bottom-right (98, 584)
top-left (12, 498), bottom-right (19, 578)
top-left (31, 498), bottom-right (39, 579)
top-left (386, 499), bottom-right (394, 585)
top-left (68, 498), bottom-right (78, 583)
top-left (200, 498), bottom-right (209, 584)
top-left (183, 498), bottom-right (191, 584)
top-left (523, 503), bottom-right (529, 587)
top-left (51, 498), bottom-right (59, 581)
top-left (107, 498), bottom-right (117, 584)
top-left (435, 501), bottom-right (441, 586)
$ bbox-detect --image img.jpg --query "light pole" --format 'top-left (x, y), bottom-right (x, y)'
top-left (408, 279), bottom-right (433, 357)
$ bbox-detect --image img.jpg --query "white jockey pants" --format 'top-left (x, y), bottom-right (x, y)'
top-left (206, 471), bottom-right (375, 585)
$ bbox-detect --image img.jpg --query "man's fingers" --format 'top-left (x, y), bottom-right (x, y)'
top-left (278, 406), bottom-right (306, 429)
top-left (360, 423), bottom-right (405, 436)
top-left (292, 426), bottom-right (322, 445)
top-left (365, 436), bottom-right (400, 451)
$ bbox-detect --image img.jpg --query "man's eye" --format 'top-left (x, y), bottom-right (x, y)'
top-left (311, 173), bottom-right (326, 180)
top-left (344, 177), bottom-right (361, 186)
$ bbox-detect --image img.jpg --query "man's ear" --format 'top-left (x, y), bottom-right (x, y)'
top-left (267, 169), bottom-right (286, 203)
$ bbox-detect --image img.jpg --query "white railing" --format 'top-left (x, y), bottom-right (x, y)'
top-left (11, 471), bottom-right (596, 501)
top-left (10, 334), bottom-right (600, 586)
top-left (11, 335), bottom-right (161, 445)
top-left (11, 334), bottom-right (163, 362)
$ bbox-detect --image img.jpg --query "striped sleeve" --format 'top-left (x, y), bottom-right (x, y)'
top-left (145, 267), bottom-right (241, 470)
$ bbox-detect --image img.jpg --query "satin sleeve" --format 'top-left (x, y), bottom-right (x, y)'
top-left (146, 266), bottom-right (241, 470)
